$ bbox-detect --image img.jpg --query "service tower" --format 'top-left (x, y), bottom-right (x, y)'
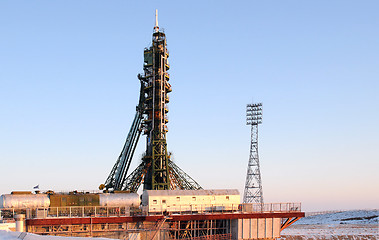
top-left (101, 10), bottom-right (201, 192)
top-left (141, 10), bottom-right (171, 190)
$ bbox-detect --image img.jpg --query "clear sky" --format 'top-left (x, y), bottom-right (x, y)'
top-left (0, 1), bottom-right (378, 212)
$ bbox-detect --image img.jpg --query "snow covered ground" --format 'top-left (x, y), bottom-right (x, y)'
top-left (0, 230), bottom-right (113, 240)
top-left (281, 210), bottom-right (378, 239)
top-left (294, 210), bottom-right (378, 225)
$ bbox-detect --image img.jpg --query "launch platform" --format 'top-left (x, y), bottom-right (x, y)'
top-left (1, 201), bottom-right (304, 239)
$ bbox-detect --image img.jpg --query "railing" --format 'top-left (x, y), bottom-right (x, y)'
top-left (240, 202), bottom-right (301, 213)
top-left (143, 202), bottom-right (301, 216)
top-left (0, 206), bottom-right (139, 220)
top-left (0, 202), bottom-right (301, 220)
top-left (180, 234), bottom-right (232, 240)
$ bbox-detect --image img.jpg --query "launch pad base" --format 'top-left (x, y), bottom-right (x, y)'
top-left (24, 211), bottom-right (304, 239)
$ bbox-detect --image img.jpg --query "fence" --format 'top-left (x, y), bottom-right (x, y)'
top-left (0, 202), bottom-right (301, 220)
top-left (0, 206), bottom-right (136, 220)
top-left (240, 202), bottom-right (301, 213)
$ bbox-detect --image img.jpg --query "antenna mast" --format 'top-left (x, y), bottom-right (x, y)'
top-left (154, 9), bottom-right (159, 32)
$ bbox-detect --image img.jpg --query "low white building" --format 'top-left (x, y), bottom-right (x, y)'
top-left (141, 189), bottom-right (240, 213)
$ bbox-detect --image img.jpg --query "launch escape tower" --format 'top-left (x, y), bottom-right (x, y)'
top-left (100, 11), bottom-right (201, 192)
top-left (243, 103), bottom-right (264, 204)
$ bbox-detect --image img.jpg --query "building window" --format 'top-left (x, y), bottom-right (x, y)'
top-left (153, 200), bottom-right (157, 204)
top-left (162, 200), bottom-right (166, 204)
top-left (226, 196), bottom-right (229, 200)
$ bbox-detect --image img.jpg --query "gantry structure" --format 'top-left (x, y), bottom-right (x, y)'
top-left (100, 11), bottom-right (201, 192)
top-left (243, 103), bottom-right (264, 204)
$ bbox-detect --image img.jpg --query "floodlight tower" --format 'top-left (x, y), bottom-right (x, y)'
top-left (243, 102), bottom-right (264, 204)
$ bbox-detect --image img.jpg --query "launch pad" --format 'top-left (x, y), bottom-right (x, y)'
top-left (2, 201), bottom-right (303, 239)
top-left (0, 11), bottom-right (304, 240)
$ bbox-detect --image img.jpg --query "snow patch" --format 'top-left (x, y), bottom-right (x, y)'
top-left (294, 210), bottom-right (378, 225)
top-left (281, 210), bottom-right (378, 238)
top-left (0, 230), bottom-right (113, 240)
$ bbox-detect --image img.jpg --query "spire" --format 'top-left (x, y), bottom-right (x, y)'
top-left (154, 9), bottom-right (159, 32)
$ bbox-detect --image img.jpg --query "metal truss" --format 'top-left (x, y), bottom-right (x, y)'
top-left (121, 159), bottom-right (202, 192)
top-left (243, 103), bottom-right (264, 204)
top-left (100, 82), bottom-right (145, 191)
top-left (121, 161), bottom-right (149, 193)
top-left (168, 160), bottom-right (202, 190)
top-left (102, 111), bottom-right (142, 190)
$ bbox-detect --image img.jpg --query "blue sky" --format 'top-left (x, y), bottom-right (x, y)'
top-left (0, 1), bottom-right (378, 211)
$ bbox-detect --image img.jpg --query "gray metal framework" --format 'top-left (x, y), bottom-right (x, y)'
top-left (243, 103), bottom-right (264, 204)
top-left (102, 82), bottom-right (145, 191)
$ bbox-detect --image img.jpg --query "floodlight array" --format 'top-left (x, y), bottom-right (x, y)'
top-left (246, 103), bottom-right (262, 125)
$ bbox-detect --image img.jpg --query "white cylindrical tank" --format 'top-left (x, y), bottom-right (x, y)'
top-left (0, 194), bottom-right (50, 209)
top-left (99, 193), bottom-right (140, 207)
top-left (14, 214), bottom-right (25, 232)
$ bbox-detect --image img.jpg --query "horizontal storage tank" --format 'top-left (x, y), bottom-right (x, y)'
top-left (0, 194), bottom-right (50, 209)
top-left (99, 193), bottom-right (140, 207)
top-left (49, 193), bottom-right (100, 207)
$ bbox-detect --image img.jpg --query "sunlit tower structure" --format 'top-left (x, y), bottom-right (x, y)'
top-left (243, 102), bottom-right (264, 204)
top-left (139, 10), bottom-right (171, 190)
top-left (100, 10), bottom-right (201, 192)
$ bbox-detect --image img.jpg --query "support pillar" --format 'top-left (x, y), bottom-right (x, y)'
top-left (15, 214), bottom-right (25, 232)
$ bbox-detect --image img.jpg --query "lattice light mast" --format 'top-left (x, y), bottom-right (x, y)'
top-left (243, 103), bottom-right (264, 204)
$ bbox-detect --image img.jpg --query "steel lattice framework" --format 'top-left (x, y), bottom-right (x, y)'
top-left (100, 11), bottom-right (201, 192)
top-left (243, 103), bottom-right (264, 204)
